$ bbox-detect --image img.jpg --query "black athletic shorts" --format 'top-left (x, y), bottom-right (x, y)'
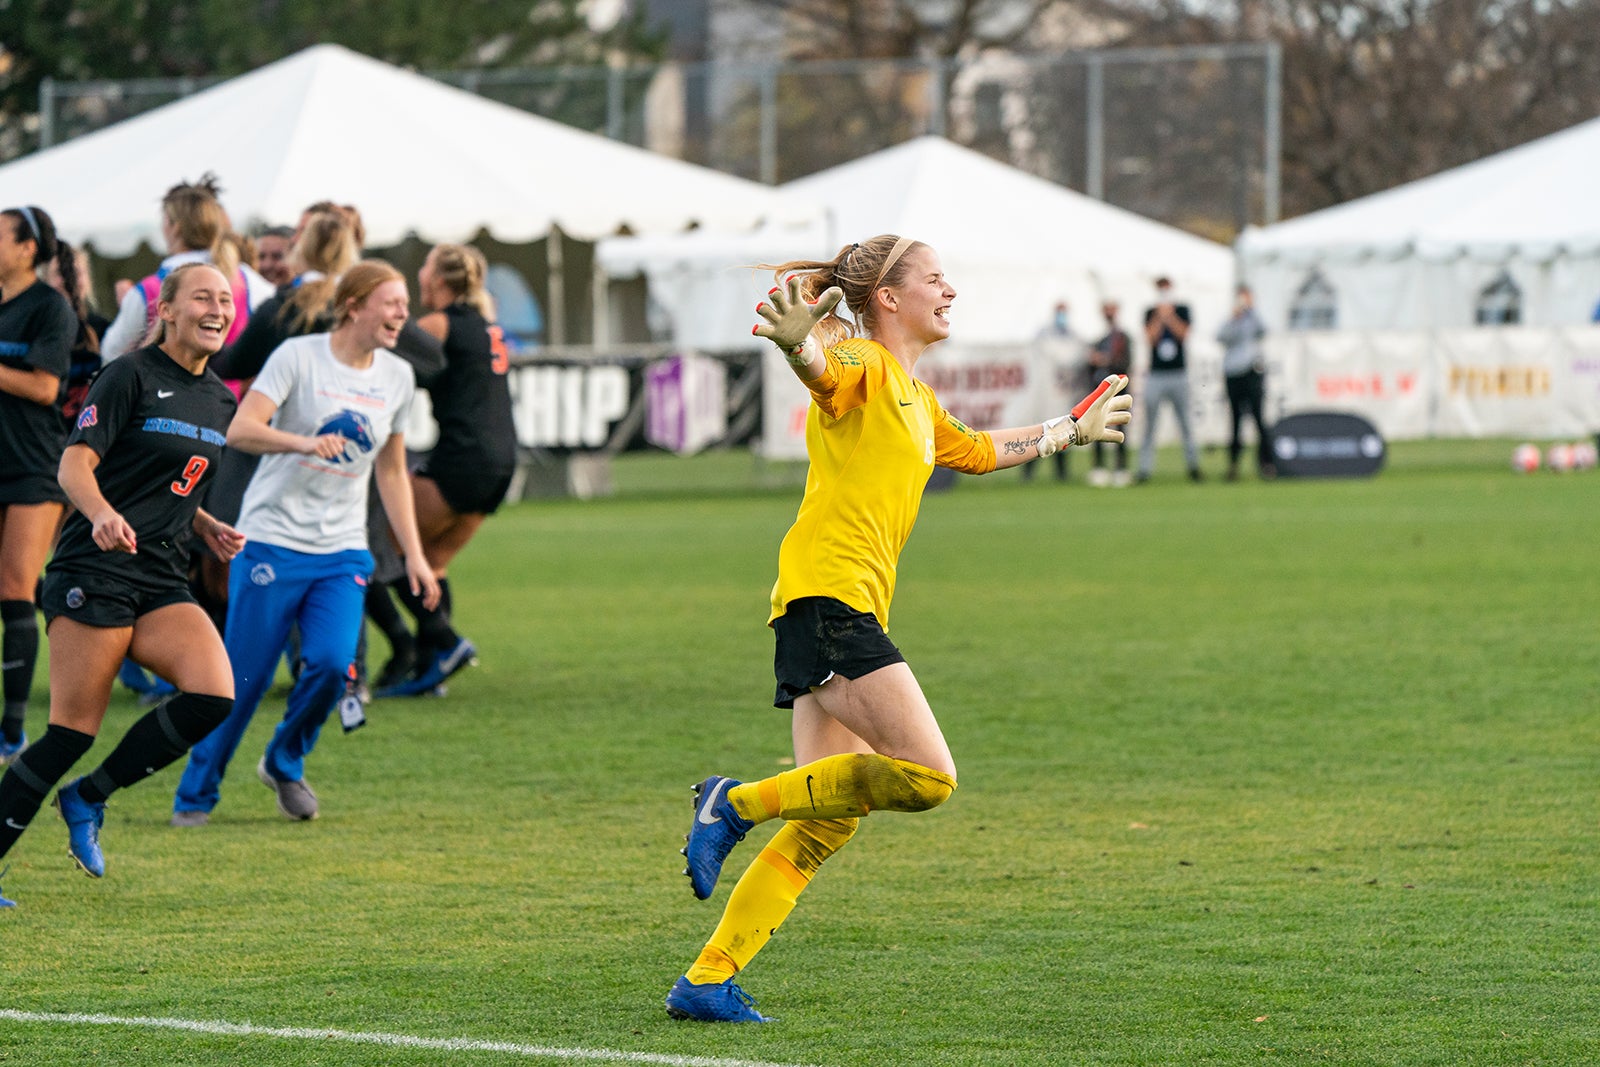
top-left (41, 566), bottom-right (196, 628)
top-left (417, 458), bottom-right (515, 517)
top-left (771, 596), bottom-right (905, 709)
top-left (0, 474), bottom-right (68, 507)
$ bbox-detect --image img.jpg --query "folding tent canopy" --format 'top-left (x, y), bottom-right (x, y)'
top-left (0, 44), bottom-right (823, 340)
top-left (597, 136), bottom-right (1236, 348)
top-left (1236, 116), bottom-right (1600, 331)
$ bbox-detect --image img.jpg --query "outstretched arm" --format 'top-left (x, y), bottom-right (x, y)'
top-left (989, 374), bottom-right (1132, 471)
top-left (752, 275), bottom-right (843, 381)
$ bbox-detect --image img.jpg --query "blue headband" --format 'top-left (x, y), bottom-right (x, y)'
top-left (14, 206), bottom-right (41, 242)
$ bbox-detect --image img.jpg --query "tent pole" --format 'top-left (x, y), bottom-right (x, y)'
top-left (592, 255), bottom-right (610, 346)
top-left (547, 227), bottom-right (565, 346)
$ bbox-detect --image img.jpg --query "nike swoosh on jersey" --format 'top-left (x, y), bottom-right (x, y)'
top-left (696, 778), bottom-right (734, 824)
top-left (157, 389), bottom-right (175, 398)
top-left (899, 399), bottom-right (915, 406)
top-left (4, 818), bottom-right (24, 830)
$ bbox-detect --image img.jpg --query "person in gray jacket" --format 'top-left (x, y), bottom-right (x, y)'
top-left (1217, 285), bottom-right (1273, 480)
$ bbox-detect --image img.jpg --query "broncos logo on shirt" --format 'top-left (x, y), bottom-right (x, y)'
top-left (315, 409), bottom-right (376, 465)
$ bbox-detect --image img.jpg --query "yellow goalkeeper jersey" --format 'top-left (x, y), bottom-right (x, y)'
top-left (769, 338), bottom-right (997, 631)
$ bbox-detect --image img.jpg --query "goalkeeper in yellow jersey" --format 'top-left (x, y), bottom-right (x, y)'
top-left (666, 235), bottom-right (1132, 1023)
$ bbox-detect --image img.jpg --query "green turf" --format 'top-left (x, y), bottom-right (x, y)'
top-left (2, 439), bottom-right (1596, 1066)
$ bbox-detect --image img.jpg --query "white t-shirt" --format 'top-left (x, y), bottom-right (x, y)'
top-left (235, 333), bottom-right (415, 554)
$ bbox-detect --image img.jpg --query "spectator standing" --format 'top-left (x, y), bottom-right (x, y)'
top-left (1086, 300), bottom-right (1133, 487)
top-left (1022, 300), bottom-right (1076, 484)
top-left (1217, 285), bottom-right (1274, 481)
top-left (0, 206), bottom-right (76, 765)
top-left (1136, 276), bottom-right (1202, 483)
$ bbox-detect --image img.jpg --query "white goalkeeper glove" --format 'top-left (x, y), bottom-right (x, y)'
top-left (753, 275), bottom-right (843, 369)
top-left (1038, 374), bottom-right (1132, 456)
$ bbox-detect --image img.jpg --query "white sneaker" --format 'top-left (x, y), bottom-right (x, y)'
top-left (1111, 470), bottom-right (1132, 488)
top-left (1087, 468), bottom-right (1112, 488)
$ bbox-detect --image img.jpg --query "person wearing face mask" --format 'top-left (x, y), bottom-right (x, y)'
top-left (1023, 300), bottom-right (1078, 484)
top-left (1136, 276), bottom-right (1202, 484)
top-left (0, 263), bottom-right (243, 902)
top-left (170, 261), bottom-right (437, 827)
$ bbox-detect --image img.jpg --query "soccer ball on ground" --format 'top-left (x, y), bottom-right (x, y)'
top-left (1511, 443), bottom-right (1541, 473)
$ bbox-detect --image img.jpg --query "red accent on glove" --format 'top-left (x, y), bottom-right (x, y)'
top-left (1071, 375), bottom-right (1124, 420)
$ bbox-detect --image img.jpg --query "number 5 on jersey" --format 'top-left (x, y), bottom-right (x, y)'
top-left (171, 455), bottom-right (209, 496)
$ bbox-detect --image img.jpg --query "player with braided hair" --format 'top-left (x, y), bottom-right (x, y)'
top-left (665, 235), bottom-right (1131, 1021)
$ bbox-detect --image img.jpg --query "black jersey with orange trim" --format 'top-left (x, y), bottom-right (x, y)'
top-left (426, 304), bottom-right (516, 474)
top-left (0, 281), bottom-right (74, 500)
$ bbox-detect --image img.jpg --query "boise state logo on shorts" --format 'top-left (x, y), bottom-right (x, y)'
top-left (76, 405), bottom-right (98, 430)
top-left (66, 587), bottom-right (85, 609)
top-left (316, 409), bottom-right (376, 465)
top-left (250, 563), bottom-right (276, 586)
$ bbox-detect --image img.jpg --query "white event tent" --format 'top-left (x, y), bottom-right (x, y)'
top-left (0, 44), bottom-right (823, 340)
top-left (1236, 116), bottom-right (1600, 331)
top-left (598, 136), bottom-right (1236, 348)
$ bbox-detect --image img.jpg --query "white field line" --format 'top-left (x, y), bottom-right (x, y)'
top-left (0, 1010), bottom-right (821, 1067)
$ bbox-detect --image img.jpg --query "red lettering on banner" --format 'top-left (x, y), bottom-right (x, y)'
top-left (1316, 373), bottom-right (1419, 399)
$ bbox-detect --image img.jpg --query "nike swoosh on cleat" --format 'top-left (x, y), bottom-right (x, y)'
top-left (696, 778), bottom-right (733, 825)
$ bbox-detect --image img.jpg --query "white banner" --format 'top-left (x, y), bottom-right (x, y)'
top-left (1269, 326), bottom-right (1600, 439)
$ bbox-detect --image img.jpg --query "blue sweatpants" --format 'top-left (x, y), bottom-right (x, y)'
top-left (175, 542), bottom-right (373, 814)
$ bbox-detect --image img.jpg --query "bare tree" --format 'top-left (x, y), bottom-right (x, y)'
top-left (1088, 0), bottom-right (1600, 218)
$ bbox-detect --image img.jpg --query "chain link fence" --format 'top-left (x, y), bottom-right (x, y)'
top-left (38, 43), bottom-right (1278, 238)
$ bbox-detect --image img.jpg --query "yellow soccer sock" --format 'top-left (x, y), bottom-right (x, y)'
top-left (685, 818), bottom-right (858, 985)
top-left (728, 753), bottom-right (955, 823)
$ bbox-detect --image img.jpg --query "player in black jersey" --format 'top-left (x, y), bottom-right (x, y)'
top-left (372, 243), bottom-right (516, 698)
top-left (0, 206), bottom-right (76, 769)
top-left (0, 263), bottom-right (242, 901)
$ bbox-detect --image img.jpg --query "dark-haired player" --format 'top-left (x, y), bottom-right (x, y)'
top-left (0, 263), bottom-right (243, 903)
top-left (0, 205), bottom-right (76, 767)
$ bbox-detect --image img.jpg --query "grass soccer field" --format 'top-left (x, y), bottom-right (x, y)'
top-left (2, 440), bottom-right (1596, 1066)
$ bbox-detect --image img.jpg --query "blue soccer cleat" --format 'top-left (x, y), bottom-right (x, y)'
top-left (665, 976), bottom-right (774, 1023)
top-left (434, 637), bottom-right (478, 680)
top-left (681, 775), bottom-right (753, 900)
top-left (0, 731), bottom-right (25, 766)
top-left (372, 638), bottom-right (476, 699)
top-left (54, 777), bottom-right (106, 878)
top-left (0, 864), bottom-right (16, 908)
